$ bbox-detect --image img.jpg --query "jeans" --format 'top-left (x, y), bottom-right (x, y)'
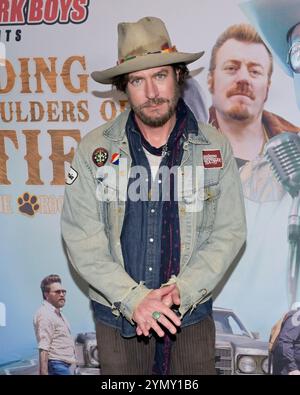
top-left (48, 360), bottom-right (71, 375)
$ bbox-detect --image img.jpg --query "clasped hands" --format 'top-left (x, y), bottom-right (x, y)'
top-left (132, 284), bottom-right (181, 337)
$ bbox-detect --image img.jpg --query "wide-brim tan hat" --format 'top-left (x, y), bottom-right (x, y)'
top-left (91, 16), bottom-right (204, 84)
top-left (240, 0), bottom-right (300, 77)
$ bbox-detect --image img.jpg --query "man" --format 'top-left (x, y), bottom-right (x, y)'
top-left (33, 274), bottom-right (76, 375)
top-left (207, 24), bottom-right (299, 339)
top-left (61, 16), bottom-right (246, 375)
top-left (208, 23), bottom-right (299, 165)
top-left (272, 302), bottom-right (300, 375)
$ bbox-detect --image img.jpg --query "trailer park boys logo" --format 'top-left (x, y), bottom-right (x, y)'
top-left (0, 0), bottom-right (90, 27)
top-left (202, 150), bottom-right (223, 169)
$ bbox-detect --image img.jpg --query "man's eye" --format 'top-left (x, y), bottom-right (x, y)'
top-left (130, 78), bottom-right (142, 86)
top-left (156, 73), bottom-right (167, 80)
top-left (250, 69), bottom-right (262, 76)
top-left (224, 66), bottom-right (237, 72)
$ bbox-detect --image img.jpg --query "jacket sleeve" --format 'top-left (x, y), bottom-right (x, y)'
top-left (173, 138), bottom-right (247, 317)
top-left (61, 146), bottom-right (151, 323)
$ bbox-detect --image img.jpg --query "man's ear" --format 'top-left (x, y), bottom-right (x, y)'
top-left (207, 72), bottom-right (214, 94)
top-left (176, 68), bottom-right (180, 82)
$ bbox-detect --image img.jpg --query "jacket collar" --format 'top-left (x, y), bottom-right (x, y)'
top-left (103, 108), bottom-right (130, 142)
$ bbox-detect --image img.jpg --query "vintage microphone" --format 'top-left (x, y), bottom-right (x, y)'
top-left (265, 132), bottom-right (300, 306)
top-left (265, 132), bottom-right (300, 198)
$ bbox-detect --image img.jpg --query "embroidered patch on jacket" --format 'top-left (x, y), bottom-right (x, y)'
top-left (66, 167), bottom-right (78, 185)
top-left (111, 152), bottom-right (120, 165)
top-left (203, 150), bottom-right (223, 168)
top-left (92, 147), bottom-right (108, 167)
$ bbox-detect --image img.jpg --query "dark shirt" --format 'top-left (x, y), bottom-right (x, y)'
top-left (235, 158), bottom-right (249, 169)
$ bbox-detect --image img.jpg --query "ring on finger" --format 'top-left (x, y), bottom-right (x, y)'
top-left (152, 311), bottom-right (161, 320)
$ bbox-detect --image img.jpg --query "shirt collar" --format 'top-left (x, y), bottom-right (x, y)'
top-left (43, 300), bottom-right (61, 315)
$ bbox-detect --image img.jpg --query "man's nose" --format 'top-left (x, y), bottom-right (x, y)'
top-left (145, 78), bottom-right (159, 99)
top-left (235, 64), bottom-right (251, 82)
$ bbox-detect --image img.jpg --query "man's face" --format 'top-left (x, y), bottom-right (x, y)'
top-left (126, 66), bottom-right (180, 127)
top-left (209, 39), bottom-right (271, 122)
top-left (45, 282), bottom-right (66, 309)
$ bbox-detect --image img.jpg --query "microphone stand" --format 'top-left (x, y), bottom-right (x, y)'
top-left (287, 191), bottom-right (300, 306)
top-left (264, 131), bottom-right (300, 306)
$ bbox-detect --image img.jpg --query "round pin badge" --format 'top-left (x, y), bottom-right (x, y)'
top-left (111, 152), bottom-right (120, 165)
top-left (92, 147), bottom-right (109, 167)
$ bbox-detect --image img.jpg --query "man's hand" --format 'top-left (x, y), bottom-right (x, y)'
top-left (161, 285), bottom-right (180, 308)
top-left (39, 349), bottom-right (48, 375)
top-left (133, 284), bottom-right (181, 337)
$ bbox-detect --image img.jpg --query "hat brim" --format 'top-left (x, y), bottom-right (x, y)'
top-left (240, 0), bottom-right (300, 77)
top-left (91, 51), bottom-right (204, 84)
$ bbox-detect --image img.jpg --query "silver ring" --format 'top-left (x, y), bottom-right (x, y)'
top-left (152, 311), bottom-right (161, 320)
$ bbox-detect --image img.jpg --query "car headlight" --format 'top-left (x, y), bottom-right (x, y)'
top-left (261, 357), bottom-right (269, 374)
top-left (238, 356), bottom-right (257, 374)
top-left (90, 345), bottom-right (99, 365)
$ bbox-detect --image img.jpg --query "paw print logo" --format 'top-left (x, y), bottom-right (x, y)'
top-left (17, 193), bottom-right (40, 216)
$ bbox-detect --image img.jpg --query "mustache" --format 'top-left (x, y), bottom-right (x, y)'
top-left (227, 83), bottom-right (255, 100)
top-left (139, 98), bottom-right (169, 109)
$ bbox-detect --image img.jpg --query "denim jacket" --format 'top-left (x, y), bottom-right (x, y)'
top-left (61, 109), bottom-right (246, 324)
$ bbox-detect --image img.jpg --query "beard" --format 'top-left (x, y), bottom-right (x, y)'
top-left (226, 104), bottom-right (252, 121)
top-left (224, 82), bottom-right (256, 121)
top-left (129, 83), bottom-right (180, 127)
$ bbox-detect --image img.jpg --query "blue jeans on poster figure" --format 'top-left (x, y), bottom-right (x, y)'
top-left (48, 359), bottom-right (71, 375)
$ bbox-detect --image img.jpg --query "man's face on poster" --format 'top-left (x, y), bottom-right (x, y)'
top-left (208, 38), bottom-right (271, 122)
